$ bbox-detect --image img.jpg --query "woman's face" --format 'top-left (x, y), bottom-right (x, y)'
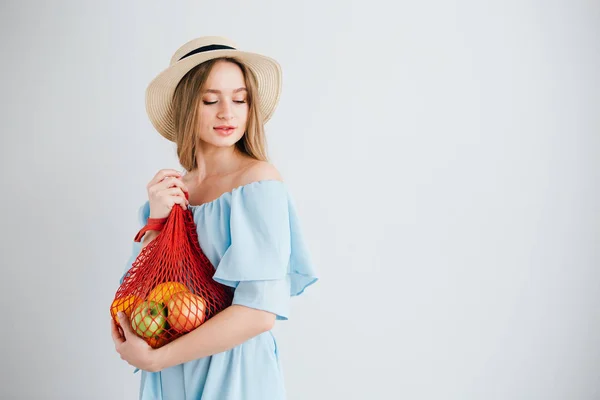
top-left (196, 60), bottom-right (249, 149)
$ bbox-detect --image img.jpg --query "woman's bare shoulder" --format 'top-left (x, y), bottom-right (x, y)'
top-left (237, 160), bottom-right (283, 186)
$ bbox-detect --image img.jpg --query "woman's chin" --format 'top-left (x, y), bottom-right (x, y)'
top-left (202, 135), bottom-right (243, 148)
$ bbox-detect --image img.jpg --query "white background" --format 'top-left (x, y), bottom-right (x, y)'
top-left (1, 1), bottom-right (599, 399)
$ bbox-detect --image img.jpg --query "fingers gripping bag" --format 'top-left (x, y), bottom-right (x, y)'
top-left (110, 201), bottom-right (234, 348)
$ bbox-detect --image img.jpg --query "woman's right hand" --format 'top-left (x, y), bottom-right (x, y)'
top-left (147, 169), bottom-right (189, 219)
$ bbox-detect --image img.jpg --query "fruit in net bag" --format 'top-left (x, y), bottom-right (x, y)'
top-left (148, 281), bottom-right (189, 304)
top-left (167, 291), bottom-right (208, 333)
top-left (111, 294), bottom-right (139, 326)
top-left (131, 301), bottom-right (168, 338)
top-left (110, 204), bottom-right (233, 348)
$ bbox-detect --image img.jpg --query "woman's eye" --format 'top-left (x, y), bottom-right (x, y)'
top-left (203, 100), bottom-right (245, 105)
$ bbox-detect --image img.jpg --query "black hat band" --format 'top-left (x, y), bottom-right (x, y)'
top-left (179, 44), bottom-right (236, 61)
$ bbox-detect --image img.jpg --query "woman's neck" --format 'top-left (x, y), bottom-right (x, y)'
top-left (190, 146), bottom-right (251, 183)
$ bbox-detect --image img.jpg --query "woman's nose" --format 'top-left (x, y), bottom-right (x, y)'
top-left (217, 102), bottom-right (233, 120)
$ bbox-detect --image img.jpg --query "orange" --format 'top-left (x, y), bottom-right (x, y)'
top-left (111, 295), bottom-right (139, 325)
top-left (147, 281), bottom-right (189, 305)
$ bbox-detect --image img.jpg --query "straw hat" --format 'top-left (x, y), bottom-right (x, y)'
top-left (145, 36), bottom-right (282, 142)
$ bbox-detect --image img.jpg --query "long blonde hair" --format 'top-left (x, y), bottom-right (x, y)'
top-left (171, 57), bottom-right (268, 172)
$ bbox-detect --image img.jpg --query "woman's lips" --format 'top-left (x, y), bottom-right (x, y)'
top-left (214, 127), bottom-right (235, 136)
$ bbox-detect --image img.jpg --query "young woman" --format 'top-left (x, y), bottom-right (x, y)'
top-left (110, 36), bottom-right (318, 399)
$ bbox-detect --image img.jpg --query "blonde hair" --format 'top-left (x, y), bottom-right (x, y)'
top-left (171, 57), bottom-right (268, 172)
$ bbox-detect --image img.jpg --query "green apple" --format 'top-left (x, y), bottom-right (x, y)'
top-left (131, 301), bottom-right (168, 338)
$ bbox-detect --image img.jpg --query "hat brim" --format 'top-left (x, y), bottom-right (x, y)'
top-left (145, 49), bottom-right (282, 142)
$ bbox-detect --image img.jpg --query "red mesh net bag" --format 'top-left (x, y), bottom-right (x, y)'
top-left (110, 202), bottom-right (233, 348)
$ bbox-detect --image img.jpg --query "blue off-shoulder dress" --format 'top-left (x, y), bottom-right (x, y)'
top-left (119, 180), bottom-right (318, 400)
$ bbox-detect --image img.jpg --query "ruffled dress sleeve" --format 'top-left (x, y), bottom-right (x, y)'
top-left (213, 180), bottom-right (318, 320)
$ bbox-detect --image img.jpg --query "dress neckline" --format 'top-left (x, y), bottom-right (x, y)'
top-left (187, 179), bottom-right (284, 210)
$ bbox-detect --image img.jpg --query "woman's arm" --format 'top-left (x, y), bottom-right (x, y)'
top-left (152, 304), bottom-right (276, 371)
top-left (140, 230), bottom-right (159, 249)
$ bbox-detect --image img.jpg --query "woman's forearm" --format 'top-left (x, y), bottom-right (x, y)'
top-left (141, 230), bottom-right (160, 249)
top-left (153, 305), bottom-right (276, 371)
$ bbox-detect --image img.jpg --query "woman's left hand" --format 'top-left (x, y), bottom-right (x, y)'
top-left (111, 312), bottom-right (161, 373)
